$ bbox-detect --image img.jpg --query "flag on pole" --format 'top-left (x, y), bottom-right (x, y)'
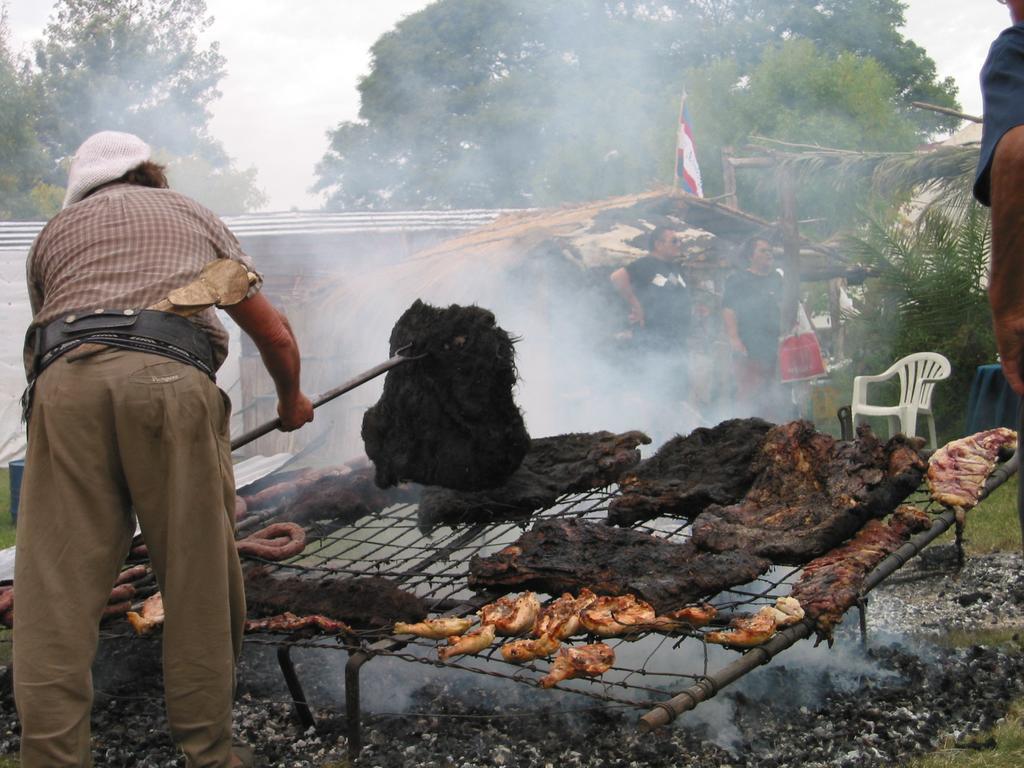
top-left (675, 90), bottom-right (704, 197)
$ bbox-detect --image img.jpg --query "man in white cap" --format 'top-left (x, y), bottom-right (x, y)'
top-left (15, 130), bottom-right (314, 767)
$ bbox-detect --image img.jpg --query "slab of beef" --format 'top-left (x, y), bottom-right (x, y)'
top-left (417, 430), bottom-right (651, 530)
top-left (691, 421), bottom-right (927, 566)
top-left (791, 504), bottom-right (932, 643)
top-left (362, 300), bottom-right (530, 491)
top-left (239, 466), bottom-right (349, 514)
top-left (467, 518), bottom-right (771, 613)
top-left (275, 461), bottom-right (418, 528)
top-left (607, 418), bottom-right (773, 527)
top-left (245, 568), bottom-right (427, 628)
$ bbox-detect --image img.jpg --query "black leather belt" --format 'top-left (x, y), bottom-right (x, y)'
top-left (22, 309), bottom-right (217, 422)
top-left (32, 308), bottom-right (216, 377)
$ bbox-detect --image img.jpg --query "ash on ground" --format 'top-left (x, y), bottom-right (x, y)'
top-left (0, 545), bottom-right (1022, 767)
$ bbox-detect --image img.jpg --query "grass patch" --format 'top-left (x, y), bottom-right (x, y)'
top-left (936, 473), bottom-right (1020, 555)
top-left (906, 702), bottom-right (1024, 768)
top-left (933, 627), bottom-right (1024, 651)
top-left (0, 468), bottom-right (13, 550)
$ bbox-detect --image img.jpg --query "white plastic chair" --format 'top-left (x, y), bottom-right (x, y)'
top-left (850, 352), bottom-right (951, 448)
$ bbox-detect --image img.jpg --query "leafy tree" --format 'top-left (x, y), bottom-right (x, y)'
top-left (165, 154), bottom-right (267, 216)
top-left (685, 39), bottom-right (922, 235)
top-left (31, 0), bottom-right (227, 163)
top-left (314, 0), bottom-right (958, 210)
top-left (0, 11), bottom-right (51, 219)
top-left (3, 0), bottom-right (268, 216)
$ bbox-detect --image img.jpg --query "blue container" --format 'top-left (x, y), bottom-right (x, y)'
top-left (8, 460), bottom-right (24, 524)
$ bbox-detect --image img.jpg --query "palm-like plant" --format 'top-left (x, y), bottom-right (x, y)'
top-left (840, 204), bottom-right (994, 437)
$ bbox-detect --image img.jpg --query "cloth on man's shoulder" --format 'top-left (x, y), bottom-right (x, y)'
top-left (975, 22), bottom-right (1024, 206)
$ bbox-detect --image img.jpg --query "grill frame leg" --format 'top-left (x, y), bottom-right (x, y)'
top-left (346, 650), bottom-right (371, 760)
top-left (276, 645), bottom-right (316, 732)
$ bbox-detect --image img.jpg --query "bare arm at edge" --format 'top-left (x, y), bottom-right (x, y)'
top-left (989, 125), bottom-right (1024, 396)
top-left (225, 292), bottom-right (314, 430)
top-left (721, 307), bottom-right (746, 355)
top-left (610, 267), bottom-right (645, 326)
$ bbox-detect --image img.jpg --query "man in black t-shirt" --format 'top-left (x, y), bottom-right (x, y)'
top-left (610, 226), bottom-right (692, 351)
top-left (722, 236), bottom-right (782, 404)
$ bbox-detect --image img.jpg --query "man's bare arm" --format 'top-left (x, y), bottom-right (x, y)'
top-left (610, 267), bottom-right (644, 326)
top-left (989, 125), bottom-right (1024, 395)
top-left (225, 292), bottom-right (314, 430)
top-left (722, 307), bottom-right (746, 355)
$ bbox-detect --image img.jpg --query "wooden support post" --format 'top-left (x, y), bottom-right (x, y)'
top-left (721, 147), bottom-right (738, 210)
top-left (777, 167), bottom-right (801, 333)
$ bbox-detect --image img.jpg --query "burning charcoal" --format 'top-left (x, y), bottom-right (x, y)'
top-left (361, 300), bottom-right (530, 491)
top-left (417, 430), bottom-right (650, 530)
top-left (607, 417), bottom-right (772, 526)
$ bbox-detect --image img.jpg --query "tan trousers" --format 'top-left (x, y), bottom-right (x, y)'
top-left (14, 348), bottom-right (246, 767)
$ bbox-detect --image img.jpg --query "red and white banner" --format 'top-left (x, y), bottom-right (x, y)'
top-left (675, 90), bottom-right (703, 197)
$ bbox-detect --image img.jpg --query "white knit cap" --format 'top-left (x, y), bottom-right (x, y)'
top-left (62, 131), bottom-right (152, 209)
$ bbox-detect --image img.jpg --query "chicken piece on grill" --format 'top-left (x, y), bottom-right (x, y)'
top-left (539, 643), bottom-right (615, 688)
top-left (478, 592), bottom-right (541, 636)
top-left (928, 427), bottom-right (1017, 509)
top-left (532, 589), bottom-right (598, 640)
top-left (704, 597), bottom-right (803, 647)
top-left (642, 603), bottom-right (719, 632)
top-left (126, 593), bottom-right (165, 636)
top-left (393, 616), bottom-right (474, 639)
top-left (579, 594), bottom-right (656, 637)
top-left (500, 633), bottom-right (562, 663)
top-left (769, 596), bottom-right (805, 626)
top-left (438, 624), bottom-right (497, 661)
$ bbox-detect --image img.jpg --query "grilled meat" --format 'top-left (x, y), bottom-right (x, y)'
top-left (245, 568), bottom-right (427, 628)
top-left (640, 604), bottom-right (719, 632)
top-left (540, 643), bottom-right (615, 688)
top-left (479, 592), bottom-right (541, 636)
top-left (417, 431), bottom-right (650, 530)
top-left (928, 428), bottom-right (1017, 509)
top-left (468, 518), bottom-right (771, 613)
top-left (704, 597), bottom-right (804, 648)
top-left (236, 522), bottom-right (307, 561)
top-left (362, 300), bottom-right (530, 491)
top-left (500, 634), bottom-right (562, 663)
top-left (126, 593), bottom-right (165, 636)
top-left (791, 504), bottom-right (932, 643)
top-left (438, 624), bottom-right (497, 661)
top-left (532, 589), bottom-right (598, 640)
top-left (608, 418), bottom-right (772, 526)
top-left (275, 461), bottom-right (419, 528)
top-left (579, 594), bottom-right (656, 637)
top-left (393, 617), bottom-right (475, 639)
top-left (245, 612), bottom-right (352, 634)
top-left (691, 422), bottom-right (927, 565)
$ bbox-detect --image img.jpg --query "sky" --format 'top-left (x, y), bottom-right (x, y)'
top-left (4, 0), bottom-right (1016, 212)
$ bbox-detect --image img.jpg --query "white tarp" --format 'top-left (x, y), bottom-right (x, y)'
top-left (0, 247), bottom-right (244, 466)
top-left (0, 249), bottom-right (33, 465)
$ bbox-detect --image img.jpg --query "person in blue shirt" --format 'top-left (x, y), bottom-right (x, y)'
top-left (977, 0), bottom-right (1024, 396)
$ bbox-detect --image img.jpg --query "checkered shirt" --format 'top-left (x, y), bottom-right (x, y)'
top-left (25, 183), bottom-right (262, 376)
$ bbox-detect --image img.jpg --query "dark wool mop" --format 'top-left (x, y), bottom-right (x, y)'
top-left (361, 300), bottom-right (530, 491)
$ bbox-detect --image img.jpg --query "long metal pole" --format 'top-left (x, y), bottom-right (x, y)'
top-left (639, 452), bottom-right (1019, 732)
top-left (230, 352), bottom-right (417, 451)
